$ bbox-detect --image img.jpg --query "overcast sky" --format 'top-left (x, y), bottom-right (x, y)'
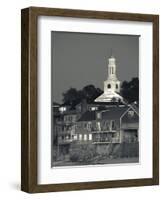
top-left (51, 31), bottom-right (139, 103)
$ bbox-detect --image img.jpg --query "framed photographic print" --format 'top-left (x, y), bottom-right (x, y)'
top-left (21, 7), bottom-right (159, 193)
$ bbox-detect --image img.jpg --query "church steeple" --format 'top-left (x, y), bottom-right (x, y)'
top-left (104, 55), bottom-right (120, 94)
top-left (108, 56), bottom-right (117, 81)
top-left (95, 54), bottom-right (123, 103)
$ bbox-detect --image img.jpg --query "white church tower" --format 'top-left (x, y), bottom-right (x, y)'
top-left (95, 55), bottom-right (123, 103)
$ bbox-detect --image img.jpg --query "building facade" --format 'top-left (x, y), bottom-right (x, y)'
top-left (75, 105), bottom-right (138, 145)
top-left (53, 103), bottom-right (139, 157)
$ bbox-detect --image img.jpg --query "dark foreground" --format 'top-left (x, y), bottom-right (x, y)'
top-left (52, 142), bottom-right (139, 167)
top-left (52, 156), bottom-right (139, 167)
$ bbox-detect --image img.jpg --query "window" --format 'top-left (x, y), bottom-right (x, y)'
top-left (84, 123), bottom-right (87, 129)
top-left (116, 84), bottom-right (118, 89)
top-left (87, 122), bottom-right (92, 130)
top-left (96, 122), bottom-right (101, 131)
top-left (66, 135), bottom-right (70, 140)
top-left (91, 107), bottom-right (97, 111)
top-left (110, 67), bottom-right (114, 74)
top-left (97, 112), bottom-right (101, 119)
top-left (107, 84), bottom-right (111, 89)
top-left (59, 106), bottom-right (66, 112)
top-left (89, 134), bottom-right (92, 140)
top-left (110, 68), bottom-right (112, 75)
top-left (112, 133), bottom-right (116, 138)
top-left (73, 135), bottom-right (77, 140)
top-left (112, 67), bottom-right (114, 74)
top-left (84, 134), bottom-right (87, 141)
top-left (79, 134), bottom-right (82, 141)
top-left (111, 120), bottom-right (116, 130)
top-left (106, 121), bottom-right (110, 129)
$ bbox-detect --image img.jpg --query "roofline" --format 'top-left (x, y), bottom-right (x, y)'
top-left (120, 107), bottom-right (131, 120)
top-left (120, 106), bottom-right (139, 120)
top-left (99, 105), bottom-right (127, 114)
top-left (52, 105), bottom-right (60, 107)
top-left (128, 104), bottom-right (139, 116)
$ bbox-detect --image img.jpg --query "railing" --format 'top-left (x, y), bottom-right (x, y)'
top-left (91, 130), bottom-right (117, 133)
top-left (92, 138), bottom-right (120, 144)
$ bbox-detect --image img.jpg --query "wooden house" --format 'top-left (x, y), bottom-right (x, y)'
top-left (75, 105), bottom-right (139, 144)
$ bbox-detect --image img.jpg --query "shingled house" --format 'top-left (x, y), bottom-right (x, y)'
top-left (75, 105), bottom-right (139, 145)
top-left (53, 103), bottom-right (139, 157)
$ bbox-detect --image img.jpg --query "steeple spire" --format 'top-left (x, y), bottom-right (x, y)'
top-left (95, 54), bottom-right (123, 103)
top-left (108, 54), bottom-right (117, 80)
top-left (105, 55), bottom-right (120, 93)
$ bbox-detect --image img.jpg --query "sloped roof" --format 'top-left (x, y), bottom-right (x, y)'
top-left (75, 98), bottom-right (125, 107)
top-left (101, 106), bottom-right (129, 120)
top-left (78, 106), bottom-right (131, 122)
top-left (95, 91), bottom-right (123, 102)
top-left (52, 102), bottom-right (60, 106)
top-left (78, 111), bottom-right (96, 122)
top-left (129, 103), bottom-right (139, 114)
top-left (88, 101), bottom-right (125, 106)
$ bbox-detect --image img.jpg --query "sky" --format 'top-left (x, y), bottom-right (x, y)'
top-left (51, 31), bottom-right (139, 103)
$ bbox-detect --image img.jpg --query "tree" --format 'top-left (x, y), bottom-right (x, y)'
top-left (62, 88), bottom-right (81, 108)
top-left (62, 85), bottom-right (103, 109)
top-left (82, 85), bottom-right (103, 103)
top-left (120, 77), bottom-right (139, 103)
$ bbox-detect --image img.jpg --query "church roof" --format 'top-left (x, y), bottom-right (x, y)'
top-left (95, 91), bottom-right (123, 103)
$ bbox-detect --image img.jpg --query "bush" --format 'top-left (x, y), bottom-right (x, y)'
top-left (69, 152), bottom-right (79, 162)
top-left (69, 143), bottom-right (97, 164)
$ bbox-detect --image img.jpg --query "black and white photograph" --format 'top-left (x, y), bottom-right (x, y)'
top-left (51, 31), bottom-right (139, 167)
